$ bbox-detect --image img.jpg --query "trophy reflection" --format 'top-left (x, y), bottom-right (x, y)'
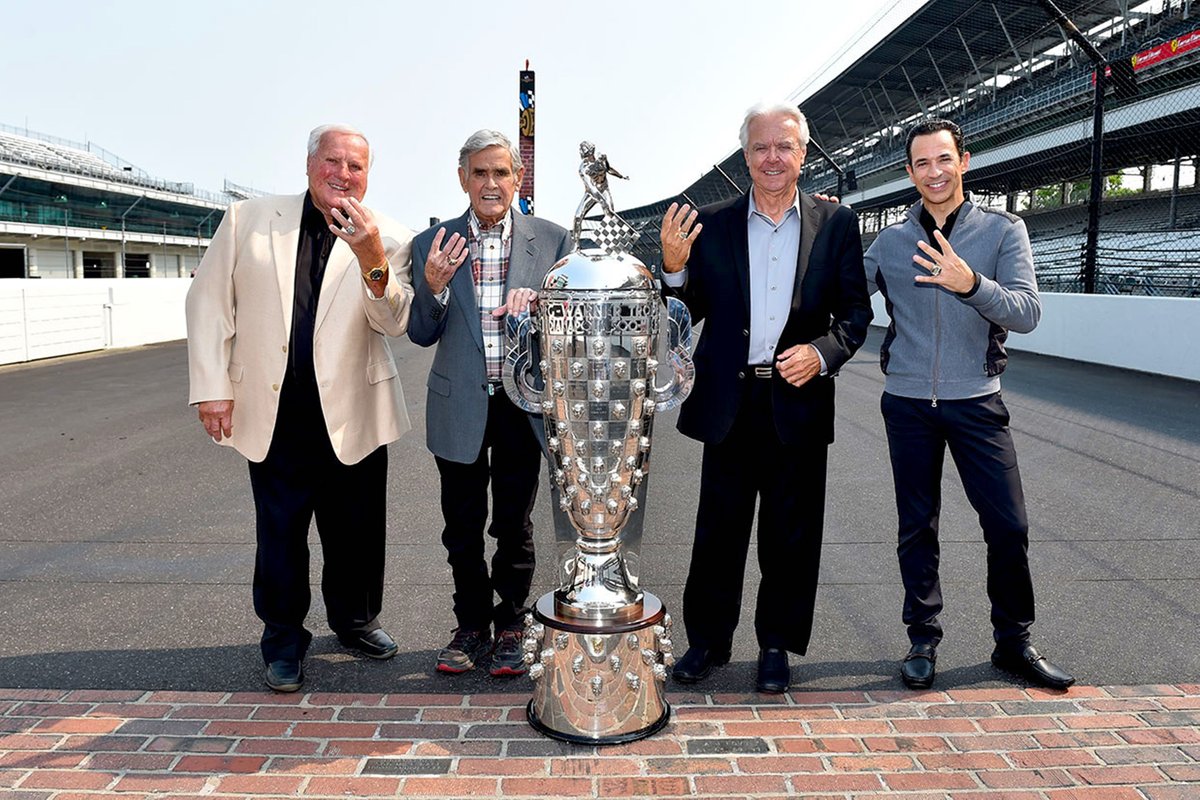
top-left (502, 143), bottom-right (693, 743)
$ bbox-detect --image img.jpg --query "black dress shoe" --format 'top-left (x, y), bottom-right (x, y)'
top-left (756, 648), bottom-right (790, 694)
top-left (672, 646), bottom-right (731, 684)
top-left (338, 628), bottom-right (399, 660)
top-left (265, 659), bottom-right (303, 693)
top-left (900, 643), bottom-right (937, 689)
top-left (992, 643), bottom-right (1075, 690)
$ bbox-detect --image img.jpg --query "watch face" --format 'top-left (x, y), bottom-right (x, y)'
top-left (368, 267), bottom-right (385, 281)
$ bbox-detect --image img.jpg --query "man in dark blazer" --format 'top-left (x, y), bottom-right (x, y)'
top-left (661, 103), bottom-right (872, 693)
top-left (409, 129), bottom-right (572, 677)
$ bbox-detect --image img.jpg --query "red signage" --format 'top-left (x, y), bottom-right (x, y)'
top-left (1096, 27), bottom-right (1200, 82)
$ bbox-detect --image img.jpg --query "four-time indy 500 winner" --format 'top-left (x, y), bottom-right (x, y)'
top-left (503, 142), bottom-right (694, 743)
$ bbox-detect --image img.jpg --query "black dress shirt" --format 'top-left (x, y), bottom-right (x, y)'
top-left (275, 193), bottom-right (336, 446)
top-left (290, 193), bottom-right (336, 389)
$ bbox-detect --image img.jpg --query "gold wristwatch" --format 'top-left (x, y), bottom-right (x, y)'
top-left (363, 263), bottom-right (387, 282)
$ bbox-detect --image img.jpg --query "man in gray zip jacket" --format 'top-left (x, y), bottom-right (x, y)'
top-left (864, 119), bottom-right (1074, 691)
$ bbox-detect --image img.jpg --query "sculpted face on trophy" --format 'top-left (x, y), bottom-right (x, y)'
top-left (501, 142), bottom-right (695, 743)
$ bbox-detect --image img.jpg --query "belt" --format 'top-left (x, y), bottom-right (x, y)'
top-left (748, 364), bottom-right (773, 379)
top-left (486, 379), bottom-right (505, 396)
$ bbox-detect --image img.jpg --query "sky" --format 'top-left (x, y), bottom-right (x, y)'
top-left (2, 0), bottom-right (923, 231)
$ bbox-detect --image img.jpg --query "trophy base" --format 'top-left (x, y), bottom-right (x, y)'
top-left (526, 698), bottom-right (670, 746)
top-left (554, 592), bottom-right (644, 622)
top-left (523, 592), bottom-right (672, 744)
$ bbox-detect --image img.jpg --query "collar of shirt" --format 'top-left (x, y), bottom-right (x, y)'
top-left (918, 201), bottom-right (964, 253)
top-left (747, 189), bottom-right (801, 228)
top-left (299, 191), bottom-right (336, 271)
top-left (467, 207), bottom-right (514, 244)
top-left (301, 192), bottom-right (335, 242)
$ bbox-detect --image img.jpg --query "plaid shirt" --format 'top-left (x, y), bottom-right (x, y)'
top-left (467, 208), bottom-right (513, 380)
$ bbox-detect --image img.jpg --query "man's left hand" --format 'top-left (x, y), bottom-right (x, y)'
top-left (775, 343), bottom-right (821, 388)
top-left (493, 287), bottom-right (538, 318)
top-left (331, 198), bottom-right (389, 294)
top-left (914, 230), bottom-right (976, 294)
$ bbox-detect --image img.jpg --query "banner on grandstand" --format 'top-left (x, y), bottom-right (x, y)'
top-left (518, 64), bottom-right (535, 215)
top-left (1095, 27), bottom-right (1200, 82)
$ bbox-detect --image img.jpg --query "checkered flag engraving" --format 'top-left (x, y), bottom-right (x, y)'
top-left (580, 213), bottom-right (641, 255)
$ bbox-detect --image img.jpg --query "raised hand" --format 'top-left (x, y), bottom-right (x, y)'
top-left (914, 230), bottom-right (975, 294)
top-left (424, 227), bottom-right (469, 295)
top-left (330, 198), bottom-right (385, 262)
top-left (660, 202), bottom-right (703, 273)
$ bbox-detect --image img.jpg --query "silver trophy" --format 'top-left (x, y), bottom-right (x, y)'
top-left (503, 143), bottom-right (694, 744)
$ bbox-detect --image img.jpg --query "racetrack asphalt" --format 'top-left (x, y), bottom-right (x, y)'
top-left (0, 328), bottom-right (1196, 697)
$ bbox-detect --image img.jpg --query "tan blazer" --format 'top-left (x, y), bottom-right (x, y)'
top-left (186, 192), bottom-right (415, 465)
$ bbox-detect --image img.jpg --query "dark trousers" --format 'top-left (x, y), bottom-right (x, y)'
top-left (682, 378), bottom-right (829, 655)
top-left (435, 390), bottom-right (542, 633)
top-left (881, 391), bottom-right (1035, 649)
top-left (247, 378), bottom-right (387, 664)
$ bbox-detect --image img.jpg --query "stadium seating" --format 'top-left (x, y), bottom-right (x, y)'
top-left (0, 129), bottom-right (202, 198)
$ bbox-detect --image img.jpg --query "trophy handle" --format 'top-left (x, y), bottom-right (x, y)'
top-left (502, 311), bottom-right (543, 414)
top-left (653, 296), bottom-right (695, 412)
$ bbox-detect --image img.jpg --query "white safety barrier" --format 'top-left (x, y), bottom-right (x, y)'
top-left (870, 291), bottom-right (1200, 382)
top-left (0, 280), bottom-right (1195, 382)
top-left (0, 279), bottom-right (190, 366)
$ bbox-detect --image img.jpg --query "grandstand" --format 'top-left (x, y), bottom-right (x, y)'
top-left (620, 0), bottom-right (1200, 298)
top-left (0, 124), bottom-right (261, 280)
top-left (1021, 188), bottom-right (1200, 294)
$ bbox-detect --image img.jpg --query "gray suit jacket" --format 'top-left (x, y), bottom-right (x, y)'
top-left (409, 209), bottom-right (571, 463)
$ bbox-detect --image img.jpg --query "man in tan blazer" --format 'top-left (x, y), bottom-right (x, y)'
top-left (186, 124), bottom-right (414, 692)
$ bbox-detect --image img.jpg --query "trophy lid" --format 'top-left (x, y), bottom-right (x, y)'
top-left (542, 248), bottom-right (655, 292)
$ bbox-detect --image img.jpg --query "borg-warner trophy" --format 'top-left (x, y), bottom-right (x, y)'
top-left (503, 143), bottom-right (694, 743)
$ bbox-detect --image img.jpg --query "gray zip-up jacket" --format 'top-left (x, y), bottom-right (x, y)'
top-left (864, 199), bottom-right (1040, 403)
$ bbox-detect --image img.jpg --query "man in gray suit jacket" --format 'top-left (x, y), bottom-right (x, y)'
top-left (409, 129), bottom-right (572, 677)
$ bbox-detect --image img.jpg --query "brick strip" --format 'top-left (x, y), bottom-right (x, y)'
top-left (0, 686), bottom-right (1196, 798)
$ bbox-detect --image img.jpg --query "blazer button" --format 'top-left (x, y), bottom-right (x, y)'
top-left (737, 371), bottom-right (746, 380)
top-left (272, 383), bottom-right (280, 391)
top-left (281, 344), bottom-right (287, 353)
top-left (742, 329), bottom-right (749, 337)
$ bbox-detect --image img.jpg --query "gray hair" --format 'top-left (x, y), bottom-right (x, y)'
top-left (307, 124), bottom-right (373, 166)
top-left (738, 102), bottom-right (810, 150)
top-left (458, 129), bottom-right (523, 173)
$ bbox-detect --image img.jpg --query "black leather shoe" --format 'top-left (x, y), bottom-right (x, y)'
top-left (992, 643), bottom-right (1075, 690)
top-left (671, 646), bottom-right (731, 684)
top-left (756, 648), bottom-right (790, 694)
top-left (338, 628), bottom-right (399, 660)
top-left (265, 659), bottom-right (303, 693)
top-left (900, 643), bottom-right (937, 689)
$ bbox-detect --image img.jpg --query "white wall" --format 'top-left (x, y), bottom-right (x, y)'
top-left (106, 279), bottom-right (190, 348)
top-left (870, 292), bottom-right (1200, 382)
top-left (0, 279), bottom-right (190, 365)
top-left (2, 281), bottom-right (1196, 380)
